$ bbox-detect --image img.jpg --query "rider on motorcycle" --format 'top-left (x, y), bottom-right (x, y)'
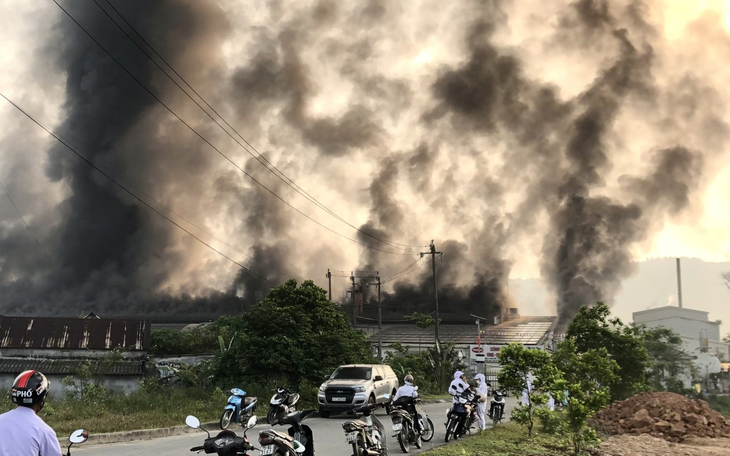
top-left (393, 374), bottom-right (421, 432)
top-left (448, 371), bottom-right (469, 401)
top-left (0, 370), bottom-right (62, 456)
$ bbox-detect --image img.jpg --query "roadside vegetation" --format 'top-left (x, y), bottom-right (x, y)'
top-left (424, 422), bottom-right (567, 456)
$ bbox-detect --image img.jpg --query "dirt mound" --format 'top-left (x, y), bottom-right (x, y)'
top-left (596, 434), bottom-right (730, 456)
top-left (590, 392), bottom-right (730, 442)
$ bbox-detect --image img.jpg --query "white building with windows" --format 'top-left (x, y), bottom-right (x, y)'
top-left (633, 306), bottom-right (730, 361)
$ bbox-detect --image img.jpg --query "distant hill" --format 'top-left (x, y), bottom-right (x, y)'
top-left (509, 257), bottom-right (730, 338)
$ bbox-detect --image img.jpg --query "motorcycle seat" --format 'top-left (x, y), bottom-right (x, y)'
top-left (264, 430), bottom-right (294, 442)
top-left (345, 420), bottom-right (368, 430)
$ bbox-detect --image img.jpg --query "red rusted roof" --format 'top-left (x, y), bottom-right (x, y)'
top-left (0, 315), bottom-right (150, 351)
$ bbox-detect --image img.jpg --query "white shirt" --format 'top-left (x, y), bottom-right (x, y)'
top-left (394, 382), bottom-right (418, 400)
top-left (448, 379), bottom-right (469, 403)
top-left (0, 407), bottom-right (63, 456)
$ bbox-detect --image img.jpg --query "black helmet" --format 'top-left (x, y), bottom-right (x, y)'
top-left (11, 370), bottom-right (50, 407)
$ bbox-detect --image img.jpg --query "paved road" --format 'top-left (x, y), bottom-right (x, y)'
top-left (71, 399), bottom-right (516, 456)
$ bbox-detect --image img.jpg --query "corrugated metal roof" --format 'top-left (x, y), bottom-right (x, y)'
top-left (0, 357), bottom-right (145, 376)
top-left (364, 316), bottom-right (556, 346)
top-left (0, 316), bottom-right (150, 351)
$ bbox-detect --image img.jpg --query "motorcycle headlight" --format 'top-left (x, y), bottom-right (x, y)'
top-left (214, 437), bottom-right (235, 448)
top-left (353, 386), bottom-right (366, 393)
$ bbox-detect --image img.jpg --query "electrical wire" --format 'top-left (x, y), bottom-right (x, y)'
top-left (0, 179), bottom-right (53, 263)
top-left (51, 0), bottom-right (416, 257)
top-left (60, 0), bottom-right (420, 255)
top-left (98, 0), bottom-right (424, 253)
top-left (0, 91), bottom-right (274, 285)
top-left (382, 256), bottom-right (433, 284)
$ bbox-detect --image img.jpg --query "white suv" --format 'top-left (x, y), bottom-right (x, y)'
top-left (317, 364), bottom-right (399, 418)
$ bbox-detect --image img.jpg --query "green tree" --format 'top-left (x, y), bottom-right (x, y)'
top-left (497, 344), bottom-right (561, 437)
top-left (566, 302), bottom-right (649, 400)
top-left (639, 326), bottom-right (694, 392)
top-left (213, 279), bottom-right (374, 388)
top-left (552, 339), bottom-right (619, 455)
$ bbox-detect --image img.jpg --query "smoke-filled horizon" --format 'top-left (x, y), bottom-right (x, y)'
top-left (0, 0), bottom-right (728, 326)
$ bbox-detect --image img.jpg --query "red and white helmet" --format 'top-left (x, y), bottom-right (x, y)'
top-left (11, 370), bottom-right (50, 407)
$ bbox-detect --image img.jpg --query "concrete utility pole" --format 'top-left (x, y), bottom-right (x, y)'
top-left (377, 273), bottom-right (382, 360)
top-left (420, 240), bottom-right (443, 352)
top-left (326, 269), bottom-right (332, 301)
top-left (350, 272), bottom-right (356, 325)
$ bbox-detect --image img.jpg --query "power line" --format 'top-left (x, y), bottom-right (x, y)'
top-left (97, 0), bottom-right (424, 253)
top-left (54, 0), bottom-right (420, 256)
top-left (382, 256), bottom-right (433, 284)
top-left (0, 91), bottom-right (274, 285)
top-left (0, 179), bottom-right (53, 263)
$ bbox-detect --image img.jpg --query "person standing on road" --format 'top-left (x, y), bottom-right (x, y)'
top-left (0, 370), bottom-right (62, 456)
top-left (474, 374), bottom-right (489, 431)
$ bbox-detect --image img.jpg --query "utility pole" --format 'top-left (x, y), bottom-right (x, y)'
top-left (420, 240), bottom-right (443, 352)
top-left (326, 269), bottom-right (332, 301)
top-left (350, 272), bottom-right (356, 326)
top-left (377, 273), bottom-right (382, 360)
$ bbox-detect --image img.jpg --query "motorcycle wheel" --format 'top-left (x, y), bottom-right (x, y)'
top-left (445, 418), bottom-right (456, 442)
top-left (397, 426), bottom-right (410, 453)
top-left (351, 434), bottom-right (364, 456)
top-left (267, 408), bottom-right (279, 425)
top-left (220, 409), bottom-right (233, 430)
top-left (420, 418), bottom-right (434, 442)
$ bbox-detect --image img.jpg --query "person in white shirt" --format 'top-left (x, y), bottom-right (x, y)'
top-left (521, 372), bottom-right (535, 406)
top-left (474, 374), bottom-right (489, 431)
top-left (448, 371), bottom-right (469, 402)
top-left (0, 370), bottom-right (62, 456)
top-left (393, 375), bottom-right (421, 432)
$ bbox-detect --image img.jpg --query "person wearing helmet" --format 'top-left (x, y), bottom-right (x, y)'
top-left (0, 370), bottom-right (62, 456)
top-left (393, 374), bottom-right (421, 432)
top-left (448, 371), bottom-right (468, 402)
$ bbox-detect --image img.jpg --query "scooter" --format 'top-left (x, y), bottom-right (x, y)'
top-left (187, 414), bottom-right (258, 456)
top-left (343, 394), bottom-right (389, 456)
top-left (66, 429), bottom-right (88, 456)
top-left (389, 396), bottom-right (421, 453)
top-left (221, 388), bottom-right (258, 430)
top-left (489, 390), bottom-right (506, 424)
top-left (268, 386), bottom-right (301, 424)
top-left (258, 409), bottom-right (315, 456)
top-left (444, 389), bottom-right (479, 442)
top-left (259, 410), bottom-right (314, 456)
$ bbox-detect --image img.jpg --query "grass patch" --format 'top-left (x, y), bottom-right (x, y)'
top-left (2, 386), bottom-right (226, 437)
top-left (424, 423), bottom-right (570, 456)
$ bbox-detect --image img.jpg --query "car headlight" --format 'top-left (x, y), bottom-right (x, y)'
top-left (354, 386), bottom-right (366, 393)
top-left (319, 385), bottom-right (326, 392)
top-left (214, 437), bottom-right (235, 448)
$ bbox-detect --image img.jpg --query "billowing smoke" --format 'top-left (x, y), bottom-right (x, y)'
top-left (0, 0), bottom-right (727, 326)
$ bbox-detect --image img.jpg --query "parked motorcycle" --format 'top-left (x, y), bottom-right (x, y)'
top-left (258, 409), bottom-right (315, 456)
top-left (389, 396), bottom-right (422, 453)
top-left (343, 394), bottom-right (390, 456)
top-left (444, 389), bottom-right (479, 442)
top-left (488, 390), bottom-right (506, 424)
top-left (221, 388), bottom-right (258, 430)
top-left (66, 429), bottom-right (88, 456)
top-left (268, 386), bottom-right (301, 425)
top-left (187, 414), bottom-right (258, 456)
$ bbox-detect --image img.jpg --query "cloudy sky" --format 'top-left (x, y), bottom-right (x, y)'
top-left (0, 0), bottom-right (729, 326)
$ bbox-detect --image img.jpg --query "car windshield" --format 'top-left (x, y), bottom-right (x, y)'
top-left (330, 367), bottom-right (372, 380)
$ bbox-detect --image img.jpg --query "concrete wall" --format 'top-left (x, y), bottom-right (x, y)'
top-left (0, 374), bottom-right (142, 399)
